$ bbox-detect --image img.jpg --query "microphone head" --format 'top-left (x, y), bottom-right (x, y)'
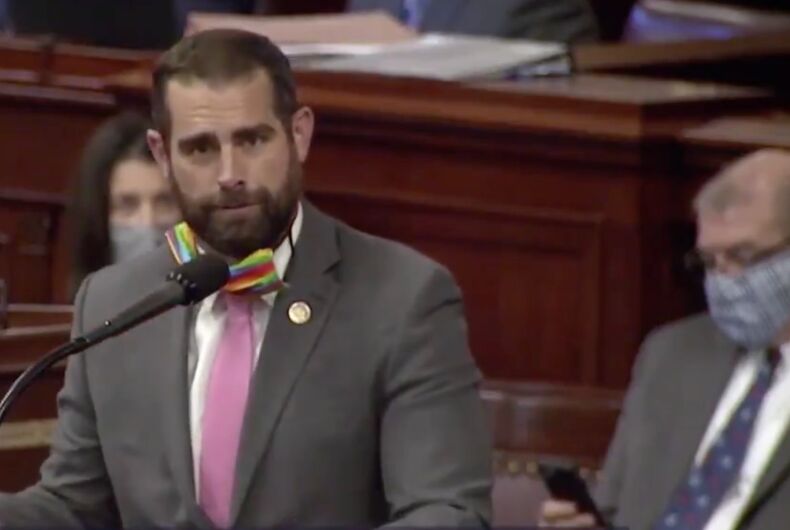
top-left (167, 255), bottom-right (230, 304)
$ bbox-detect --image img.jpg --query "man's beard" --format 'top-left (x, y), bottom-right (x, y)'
top-left (170, 149), bottom-right (302, 260)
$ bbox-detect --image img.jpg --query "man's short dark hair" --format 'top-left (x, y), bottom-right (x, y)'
top-left (151, 29), bottom-right (298, 138)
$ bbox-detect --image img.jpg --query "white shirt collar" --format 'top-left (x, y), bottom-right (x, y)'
top-left (273, 200), bottom-right (303, 283)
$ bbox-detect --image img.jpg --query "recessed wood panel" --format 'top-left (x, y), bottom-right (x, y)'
top-left (310, 191), bottom-right (604, 383)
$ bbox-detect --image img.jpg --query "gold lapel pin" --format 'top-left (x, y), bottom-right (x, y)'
top-left (288, 301), bottom-right (312, 325)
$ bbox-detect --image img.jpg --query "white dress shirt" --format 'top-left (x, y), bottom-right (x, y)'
top-left (694, 343), bottom-right (790, 530)
top-left (187, 203), bottom-right (303, 494)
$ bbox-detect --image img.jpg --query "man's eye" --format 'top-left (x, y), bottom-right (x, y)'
top-left (190, 142), bottom-right (212, 154)
top-left (241, 135), bottom-right (264, 147)
top-left (182, 139), bottom-right (216, 156)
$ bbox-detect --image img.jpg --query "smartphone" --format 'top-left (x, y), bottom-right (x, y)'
top-left (538, 462), bottom-right (608, 527)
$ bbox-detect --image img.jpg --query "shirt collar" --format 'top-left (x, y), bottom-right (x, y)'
top-left (272, 200), bottom-right (303, 284)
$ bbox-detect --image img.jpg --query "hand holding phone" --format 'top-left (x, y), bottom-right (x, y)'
top-left (538, 462), bottom-right (608, 527)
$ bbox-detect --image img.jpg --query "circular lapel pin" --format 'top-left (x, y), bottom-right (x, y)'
top-left (288, 301), bottom-right (312, 325)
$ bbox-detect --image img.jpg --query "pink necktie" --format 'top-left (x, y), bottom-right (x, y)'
top-left (199, 295), bottom-right (255, 528)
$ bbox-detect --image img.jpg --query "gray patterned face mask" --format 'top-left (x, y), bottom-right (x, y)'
top-left (705, 248), bottom-right (790, 350)
top-left (110, 224), bottom-right (166, 263)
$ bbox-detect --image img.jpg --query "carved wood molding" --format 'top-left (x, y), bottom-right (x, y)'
top-left (308, 189), bottom-right (606, 383)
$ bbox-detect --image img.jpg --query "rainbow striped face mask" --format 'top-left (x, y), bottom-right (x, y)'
top-left (165, 222), bottom-right (286, 296)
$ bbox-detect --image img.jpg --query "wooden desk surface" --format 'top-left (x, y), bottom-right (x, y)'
top-left (574, 31), bottom-right (790, 92)
top-left (678, 113), bottom-right (790, 205)
top-left (290, 72), bottom-right (770, 141)
top-left (576, 31), bottom-right (790, 71)
top-left (0, 36), bottom-right (155, 90)
top-left (683, 114), bottom-right (790, 150)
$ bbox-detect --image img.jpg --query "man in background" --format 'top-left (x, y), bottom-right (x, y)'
top-left (345, 0), bottom-right (600, 43)
top-left (4, 0), bottom-right (599, 47)
top-left (0, 28), bottom-right (491, 528)
top-left (543, 149), bottom-right (790, 529)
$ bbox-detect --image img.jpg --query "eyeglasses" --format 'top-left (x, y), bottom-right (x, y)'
top-left (685, 238), bottom-right (790, 273)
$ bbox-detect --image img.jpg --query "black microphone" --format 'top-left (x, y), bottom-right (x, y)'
top-left (81, 255), bottom-right (229, 344)
top-left (0, 255), bottom-right (230, 426)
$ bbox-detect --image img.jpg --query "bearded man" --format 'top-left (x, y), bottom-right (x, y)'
top-left (0, 29), bottom-right (491, 529)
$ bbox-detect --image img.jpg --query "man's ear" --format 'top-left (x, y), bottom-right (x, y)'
top-left (147, 129), bottom-right (170, 178)
top-left (291, 106), bottom-right (315, 163)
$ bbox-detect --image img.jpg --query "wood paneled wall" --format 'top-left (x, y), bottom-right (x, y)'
top-left (0, 38), bottom-right (786, 387)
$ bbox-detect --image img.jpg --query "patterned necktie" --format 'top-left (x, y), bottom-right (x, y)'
top-left (401, 0), bottom-right (429, 29)
top-left (165, 222), bottom-right (285, 296)
top-left (199, 294), bottom-right (255, 528)
top-left (653, 350), bottom-right (780, 530)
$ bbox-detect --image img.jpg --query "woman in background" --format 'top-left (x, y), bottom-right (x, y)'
top-left (70, 111), bottom-right (180, 294)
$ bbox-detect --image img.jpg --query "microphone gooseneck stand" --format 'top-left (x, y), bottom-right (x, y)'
top-left (0, 254), bottom-right (230, 427)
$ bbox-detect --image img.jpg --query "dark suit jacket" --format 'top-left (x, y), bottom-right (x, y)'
top-left (597, 313), bottom-right (790, 530)
top-left (347, 0), bottom-right (599, 43)
top-left (0, 202), bottom-right (492, 528)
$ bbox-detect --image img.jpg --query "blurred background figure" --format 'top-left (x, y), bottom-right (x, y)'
top-left (623, 0), bottom-right (790, 42)
top-left (3, 0), bottom-right (599, 47)
top-left (541, 149), bottom-right (790, 530)
top-left (70, 112), bottom-right (180, 294)
top-left (345, 0), bottom-right (600, 43)
top-left (8, 0), bottom-right (790, 49)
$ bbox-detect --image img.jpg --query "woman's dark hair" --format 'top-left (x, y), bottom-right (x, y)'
top-left (70, 111), bottom-right (155, 295)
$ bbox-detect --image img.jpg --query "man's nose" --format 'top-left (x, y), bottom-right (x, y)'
top-left (217, 146), bottom-right (243, 190)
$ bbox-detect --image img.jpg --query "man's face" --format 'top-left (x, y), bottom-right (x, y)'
top-left (147, 70), bottom-right (314, 259)
top-left (696, 185), bottom-right (785, 276)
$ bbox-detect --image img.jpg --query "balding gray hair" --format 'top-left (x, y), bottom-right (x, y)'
top-left (693, 148), bottom-right (790, 233)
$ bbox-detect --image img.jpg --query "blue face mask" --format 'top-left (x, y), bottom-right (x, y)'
top-left (110, 224), bottom-right (166, 263)
top-left (704, 248), bottom-right (790, 350)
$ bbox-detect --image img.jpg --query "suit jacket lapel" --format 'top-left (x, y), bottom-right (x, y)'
top-left (649, 338), bottom-right (740, 524)
top-left (147, 248), bottom-right (211, 527)
top-left (230, 202), bottom-right (341, 525)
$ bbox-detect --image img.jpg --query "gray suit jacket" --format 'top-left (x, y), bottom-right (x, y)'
top-left (597, 314), bottom-right (790, 530)
top-left (347, 0), bottom-right (599, 43)
top-left (0, 202), bottom-right (492, 528)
